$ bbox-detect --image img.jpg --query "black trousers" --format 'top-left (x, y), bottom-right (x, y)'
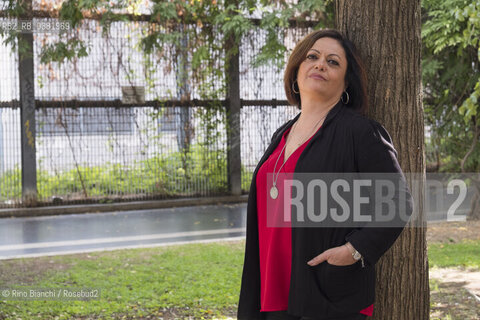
top-left (264, 310), bottom-right (368, 320)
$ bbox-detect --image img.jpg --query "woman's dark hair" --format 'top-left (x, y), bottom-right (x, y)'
top-left (284, 29), bottom-right (368, 114)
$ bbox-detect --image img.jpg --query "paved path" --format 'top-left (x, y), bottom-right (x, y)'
top-left (0, 203), bottom-right (247, 260)
top-left (430, 267), bottom-right (480, 302)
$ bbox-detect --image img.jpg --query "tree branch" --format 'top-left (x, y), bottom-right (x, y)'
top-left (460, 118), bottom-right (480, 173)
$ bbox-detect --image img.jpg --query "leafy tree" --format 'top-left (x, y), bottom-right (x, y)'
top-left (422, 0), bottom-right (480, 218)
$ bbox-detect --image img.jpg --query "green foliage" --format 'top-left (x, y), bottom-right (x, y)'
top-left (214, 4), bottom-right (254, 42)
top-left (0, 144), bottom-right (239, 204)
top-left (0, 146), bottom-right (259, 203)
top-left (253, 18), bottom-right (287, 69)
top-left (40, 38), bottom-right (89, 63)
top-left (0, 165), bottom-right (21, 201)
top-left (459, 82), bottom-right (480, 122)
top-left (241, 166), bottom-right (254, 191)
top-left (252, 0), bottom-right (333, 69)
top-left (422, 0), bottom-right (480, 172)
top-left (58, 0), bottom-right (87, 29)
top-left (34, 144), bottom-right (230, 201)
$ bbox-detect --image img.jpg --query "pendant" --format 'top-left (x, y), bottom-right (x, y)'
top-left (270, 186), bottom-right (278, 199)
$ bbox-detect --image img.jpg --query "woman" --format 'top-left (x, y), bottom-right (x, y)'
top-left (237, 29), bottom-right (412, 320)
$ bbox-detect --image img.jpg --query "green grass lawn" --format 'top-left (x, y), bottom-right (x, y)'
top-left (0, 242), bottom-right (244, 320)
top-left (0, 239), bottom-right (479, 320)
top-left (428, 240), bottom-right (480, 269)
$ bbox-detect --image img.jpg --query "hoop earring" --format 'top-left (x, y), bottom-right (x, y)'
top-left (341, 90), bottom-right (350, 104)
top-left (292, 80), bottom-right (299, 94)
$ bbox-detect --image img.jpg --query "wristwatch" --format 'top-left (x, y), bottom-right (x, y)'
top-left (345, 242), bottom-right (365, 267)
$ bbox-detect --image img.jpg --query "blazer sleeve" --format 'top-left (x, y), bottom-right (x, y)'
top-left (345, 118), bottom-right (414, 266)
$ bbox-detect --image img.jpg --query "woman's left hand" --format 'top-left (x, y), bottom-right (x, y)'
top-left (307, 245), bottom-right (356, 267)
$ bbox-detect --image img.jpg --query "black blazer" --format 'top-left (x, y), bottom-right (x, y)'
top-left (237, 101), bottom-right (413, 319)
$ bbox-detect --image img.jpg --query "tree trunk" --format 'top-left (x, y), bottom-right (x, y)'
top-left (335, 1), bottom-right (429, 319)
top-left (468, 184), bottom-right (480, 220)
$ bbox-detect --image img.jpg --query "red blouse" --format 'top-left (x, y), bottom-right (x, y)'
top-left (256, 125), bottom-right (373, 316)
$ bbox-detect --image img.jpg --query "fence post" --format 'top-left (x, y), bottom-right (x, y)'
top-left (18, 0), bottom-right (37, 206)
top-left (225, 5), bottom-right (242, 196)
top-left (176, 23), bottom-right (192, 154)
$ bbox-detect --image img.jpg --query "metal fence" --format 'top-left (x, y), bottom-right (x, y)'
top-left (0, 11), bottom-right (313, 208)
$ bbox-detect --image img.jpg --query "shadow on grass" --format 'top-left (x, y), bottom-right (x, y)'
top-left (430, 278), bottom-right (480, 320)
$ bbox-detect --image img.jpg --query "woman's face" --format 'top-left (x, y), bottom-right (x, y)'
top-left (296, 37), bottom-right (348, 103)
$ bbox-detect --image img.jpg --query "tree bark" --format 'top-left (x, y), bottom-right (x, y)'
top-left (468, 184), bottom-right (480, 220)
top-left (335, 1), bottom-right (429, 319)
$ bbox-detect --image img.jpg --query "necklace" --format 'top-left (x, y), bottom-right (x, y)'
top-left (270, 113), bottom-right (328, 199)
